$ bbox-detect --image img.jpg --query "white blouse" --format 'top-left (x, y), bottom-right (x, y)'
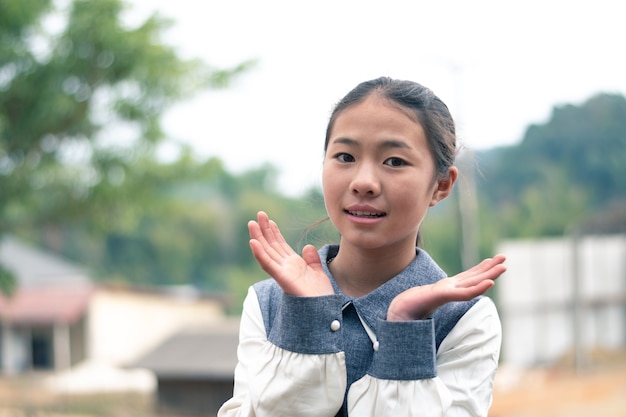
top-left (218, 285), bottom-right (501, 417)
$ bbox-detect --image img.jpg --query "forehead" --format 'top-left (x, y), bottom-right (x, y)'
top-left (330, 95), bottom-right (425, 138)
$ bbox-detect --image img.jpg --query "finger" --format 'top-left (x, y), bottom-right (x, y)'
top-left (441, 278), bottom-right (496, 303)
top-left (248, 215), bottom-right (284, 264)
top-left (256, 212), bottom-right (293, 257)
top-left (459, 279), bottom-right (495, 299)
top-left (456, 255), bottom-right (507, 285)
top-left (301, 245), bottom-right (334, 295)
top-left (248, 220), bottom-right (277, 256)
top-left (457, 264), bottom-right (506, 288)
top-left (249, 238), bottom-right (278, 276)
top-left (268, 219), bottom-right (293, 257)
top-left (466, 254), bottom-right (507, 276)
top-left (256, 211), bottom-right (277, 243)
top-left (248, 212), bottom-right (273, 244)
top-left (302, 244), bottom-right (323, 269)
top-left (248, 219), bottom-right (263, 242)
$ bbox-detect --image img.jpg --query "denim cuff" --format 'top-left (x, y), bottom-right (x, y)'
top-left (268, 293), bottom-right (344, 354)
top-left (369, 318), bottom-right (437, 380)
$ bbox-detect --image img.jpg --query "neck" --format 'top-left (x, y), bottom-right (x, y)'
top-left (328, 243), bottom-right (416, 297)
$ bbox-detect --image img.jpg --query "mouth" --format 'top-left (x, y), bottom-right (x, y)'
top-left (345, 210), bottom-right (386, 218)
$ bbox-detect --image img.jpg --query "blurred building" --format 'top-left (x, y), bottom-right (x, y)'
top-left (132, 320), bottom-right (239, 416)
top-left (0, 236), bottom-right (231, 392)
top-left (496, 234), bottom-right (626, 367)
top-left (0, 236), bottom-right (93, 373)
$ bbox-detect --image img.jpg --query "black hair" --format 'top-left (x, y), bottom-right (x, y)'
top-left (324, 76), bottom-right (457, 180)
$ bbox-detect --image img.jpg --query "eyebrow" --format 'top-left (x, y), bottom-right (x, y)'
top-left (331, 137), bottom-right (413, 150)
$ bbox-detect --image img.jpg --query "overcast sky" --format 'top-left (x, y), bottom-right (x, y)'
top-left (129, 0), bottom-right (626, 196)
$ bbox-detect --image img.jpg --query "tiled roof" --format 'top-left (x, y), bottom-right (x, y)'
top-left (0, 236), bottom-right (94, 324)
top-left (132, 320), bottom-right (240, 379)
top-left (0, 284), bottom-right (94, 325)
top-left (0, 236), bottom-right (91, 287)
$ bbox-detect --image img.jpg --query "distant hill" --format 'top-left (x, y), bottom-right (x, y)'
top-left (475, 92), bottom-right (626, 237)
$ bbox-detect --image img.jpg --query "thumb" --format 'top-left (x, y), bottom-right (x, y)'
top-left (302, 244), bottom-right (322, 269)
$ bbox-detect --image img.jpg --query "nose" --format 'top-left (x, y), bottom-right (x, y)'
top-left (351, 162), bottom-right (381, 196)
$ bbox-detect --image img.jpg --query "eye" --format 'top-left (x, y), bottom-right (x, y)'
top-left (384, 157), bottom-right (407, 167)
top-left (336, 153), bottom-right (355, 163)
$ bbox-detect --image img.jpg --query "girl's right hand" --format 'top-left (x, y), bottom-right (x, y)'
top-left (248, 211), bottom-right (334, 297)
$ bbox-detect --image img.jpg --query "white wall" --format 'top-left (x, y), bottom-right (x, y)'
top-left (87, 287), bottom-right (225, 366)
top-left (496, 235), bottom-right (626, 367)
top-left (0, 326), bottom-right (29, 374)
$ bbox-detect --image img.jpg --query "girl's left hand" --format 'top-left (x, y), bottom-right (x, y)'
top-left (387, 255), bottom-right (507, 321)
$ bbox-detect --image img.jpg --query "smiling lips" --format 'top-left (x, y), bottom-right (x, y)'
top-left (346, 210), bottom-right (386, 218)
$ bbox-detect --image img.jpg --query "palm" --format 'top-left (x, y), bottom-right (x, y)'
top-left (387, 255), bottom-right (507, 321)
top-left (248, 211), bottom-right (334, 297)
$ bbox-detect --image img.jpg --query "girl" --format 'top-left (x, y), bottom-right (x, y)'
top-left (218, 77), bottom-right (506, 416)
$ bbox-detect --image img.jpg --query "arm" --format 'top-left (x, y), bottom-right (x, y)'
top-left (437, 298), bottom-right (501, 416)
top-left (347, 297), bottom-right (501, 417)
top-left (219, 211), bottom-right (345, 416)
top-left (218, 286), bottom-right (347, 417)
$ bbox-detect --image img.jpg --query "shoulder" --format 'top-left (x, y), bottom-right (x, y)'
top-left (414, 248), bottom-right (447, 283)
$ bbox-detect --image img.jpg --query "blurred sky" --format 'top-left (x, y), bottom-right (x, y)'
top-left (128, 0), bottom-right (626, 196)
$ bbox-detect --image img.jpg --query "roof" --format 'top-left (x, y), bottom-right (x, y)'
top-left (132, 320), bottom-right (240, 380)
top-left (0, 236), bottom-right (94, 324)
top-left (0, 284), bottom-right (94, 325)
top-left (0, 236), bottom-right (91, 287)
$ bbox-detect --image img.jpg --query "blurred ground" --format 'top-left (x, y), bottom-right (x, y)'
top-left (1, 349), bottom-right (625, 416)
top-left (0, 375), bottom-right (160, 417)
top-left (490, 348), bottom-right (626, 417)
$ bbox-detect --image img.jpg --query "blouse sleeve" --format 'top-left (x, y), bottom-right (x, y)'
top-left (217, 286), bottom-right (348, 417)
top-left (347, 297), bottom-right (502, 416)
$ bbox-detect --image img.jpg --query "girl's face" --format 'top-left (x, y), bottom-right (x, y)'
top-left (322, 94), bottom-right (455, 253)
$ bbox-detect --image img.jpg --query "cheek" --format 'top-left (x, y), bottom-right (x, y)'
top-left (321, 169), bottom-right (337, 205)
top-left (321, 169), bottom-right (332, 197)
top-left (322, 182), bottom-right (341, 207)
top-left (392, 180), bottom-right (435, 214)
top-left (322, 167), bottom-right (349, 224)
top-left (322, 163), bottom-right (343, 196)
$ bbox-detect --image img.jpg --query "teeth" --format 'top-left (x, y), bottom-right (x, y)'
top-left (349, 211), bottom-right (383, 218)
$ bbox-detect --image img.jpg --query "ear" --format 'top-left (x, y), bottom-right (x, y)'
top-left (429, 166), bottom-right (458, 206)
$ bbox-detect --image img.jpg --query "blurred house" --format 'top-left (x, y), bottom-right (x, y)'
top-left (0, 236), bottom-right (93, 373)
top-left (132, 320), bottom-right (239, 416)
top-left (496, 234), bottom-right (626, 368)
top-left (0, 236), bottom-right (231, 393)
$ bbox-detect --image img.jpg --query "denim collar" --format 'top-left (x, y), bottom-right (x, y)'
top-left (319, 244), bottom-right (447, 335)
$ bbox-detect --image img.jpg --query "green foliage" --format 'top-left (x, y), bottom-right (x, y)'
top-left (0, 0), bottom-right (254, 302)
top-left (478, 92), bottom-right (626, 241)
top-left (421, 196), bottom-right (463, 275)
top-left (0, 262), bottom-right (16, 296)
top-left (6, 89), bottom-right (626, 307)
top-left (483, 94), bottom-right (626, 208)
top-left (2, 0), bottom-right (625, 310)
top-left (8, 148), bottom-right (329, 306)
top-left (0, 0), bottom-right (251, 234)
top-left (422, 92), bottom-right (626, 276)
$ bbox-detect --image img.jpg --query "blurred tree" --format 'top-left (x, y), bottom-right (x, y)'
top-left (0, 0), bottom-right (253, 295)
top-left (478, 92), bottom-right (626, 240)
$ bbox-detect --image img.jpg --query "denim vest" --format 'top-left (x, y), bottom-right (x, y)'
top-left (253, 244), bottom-right (479, 416)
